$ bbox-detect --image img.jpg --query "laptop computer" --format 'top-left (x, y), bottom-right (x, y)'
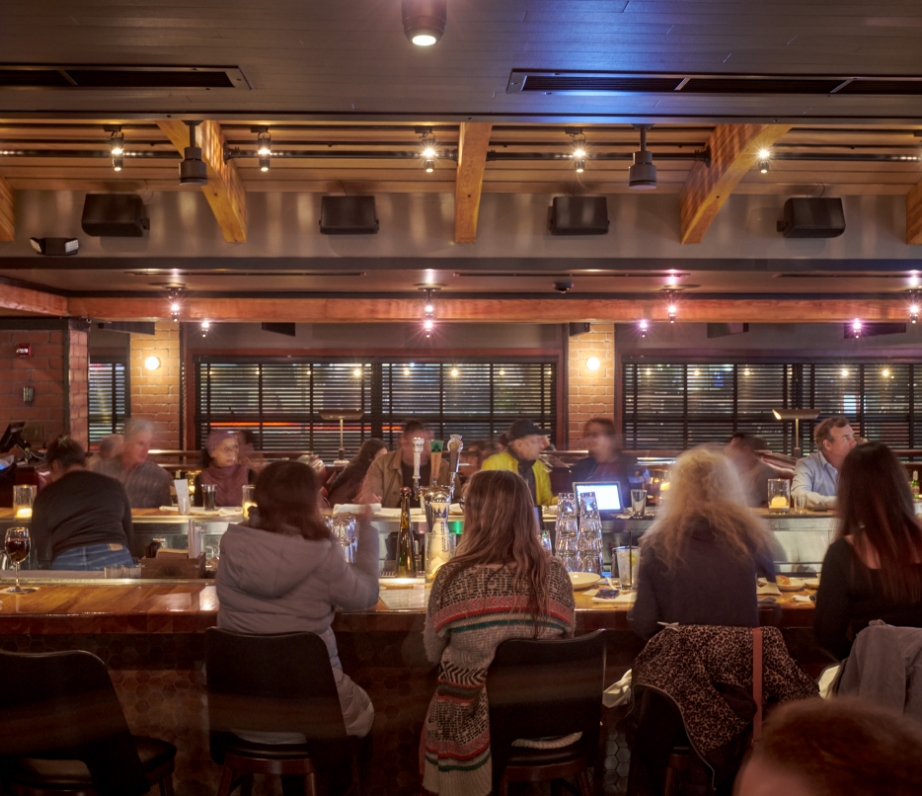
top-left (572, 482), bottom-right (623, 514)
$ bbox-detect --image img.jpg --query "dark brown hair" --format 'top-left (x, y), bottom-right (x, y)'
top-left (583, 417), bottom-right (616, 438)
top-left (437, 469), bottom-right (550, 636)
top-left (253, 460), bottom-right (330, 541)
top-left (349, 438), bottom-right (387, 468)
top-left (813, 415), bottom-right (851, 447)
top-left (46, 435), bottom-right (87, 469)
top-left (836, 441), bottom-right (922, 604)
top-left (749, 698), bottom-right (922, 796)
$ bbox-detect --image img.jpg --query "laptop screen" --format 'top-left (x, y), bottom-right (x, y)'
top-left (573, 482), bottom-right (623, 513)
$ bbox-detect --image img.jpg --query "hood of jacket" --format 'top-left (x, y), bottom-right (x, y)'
top-left (219, 522), bottom-right (334, 600)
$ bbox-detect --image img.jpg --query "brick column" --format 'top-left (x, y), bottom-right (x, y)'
top-left (66, 322), bottom-right (89, 449)
top-left (566, 323), bottom-right (615, 448)
top-left (129, 321), bottom-right (181, 449)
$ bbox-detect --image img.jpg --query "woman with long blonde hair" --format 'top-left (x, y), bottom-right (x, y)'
top-left (630, 446), bottom-right (776, 640)
top-left (421, 469), bottom-right (575, 796)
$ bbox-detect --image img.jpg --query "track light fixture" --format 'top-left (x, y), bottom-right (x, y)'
top-left (420, 286), bottom-right (440, 337)
top-left (569, 130), bottom-right (588, 174)
top-left (167, 286), bottom-right (185, 322)
top-left (108, 129), bottom-right (124, 157)
top-left (666, 291), bottom-right (677, 323)
top-left (259, 156), bottom-right (270, 172)
top-left (201, 320), bottom-right (210, 338)
top-left (909, 291), bottom-right (919, 324)
top-left (629, 125), bottom-right (657, 190)
top-left (113, 156), bottom-right (123, 172)
top-left (758, 148), bottom-right (771, 174)
top-left (574, 158), bottom-right (586, 174)
top-left (179, 122), bottom-right (208, 186)
top-left (402, 0), bottom-right (447, 46)
top-left (419, 131), bottom-right (437, 173)
top-left (256, 130), bottom-right (271, 157)
top-left (850, 318), bottom-right (862, 339)
top-left (639, 319), bottom-right (649, 337)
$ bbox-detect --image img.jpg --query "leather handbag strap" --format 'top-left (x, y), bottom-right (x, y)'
top-left (752, 627), bottom-right (764, 742)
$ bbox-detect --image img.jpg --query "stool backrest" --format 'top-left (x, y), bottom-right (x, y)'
top-left (486, 630), bottom-right (607, 781)
top-left (205, 628), bottom-right (348, 752)
top-left (0, 649), bottom-right (149, 796)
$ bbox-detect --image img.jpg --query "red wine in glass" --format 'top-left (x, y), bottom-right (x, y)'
top-left (4, 527), bottom-right (35, 594)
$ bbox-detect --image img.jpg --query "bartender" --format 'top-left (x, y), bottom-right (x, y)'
top-left (358, 419), bottom-right (450, 507)
top-left (792, 416), bottom-right (857, 510)
top-left (570, 417), bottom-right (642, 502)
top-left (481, 419), bottom-right (554, 506)
top-left (31, 436), bottom-right (135, 571)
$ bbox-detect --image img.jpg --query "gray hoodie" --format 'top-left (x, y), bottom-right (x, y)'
top-left (216, 517), bottom-right (380, 735)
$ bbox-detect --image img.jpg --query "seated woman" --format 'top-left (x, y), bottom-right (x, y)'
top-left (421, 469), bottom-right (575, 796)
top-left (814, 442), bottom-right (922, 660)
top-left (630, 447), bottom-right (776, 640)
top-left (570, 417), bottom-right (644, 503)
top-left (30, 436), bottom-right (135, 571)
top-left (193, 430), bottom-right (256, 507)
top-left (325, 438), bottom-right (387, 505)
top-left (216, 460), bottom-right (379, 738)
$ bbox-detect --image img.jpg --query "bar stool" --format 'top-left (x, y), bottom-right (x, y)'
top-left (0, 649), bottom-right (176, 796)
top-left (205, 628), bottom-right (358, 796)
top-left (486, 630), bottom-right (607, 796)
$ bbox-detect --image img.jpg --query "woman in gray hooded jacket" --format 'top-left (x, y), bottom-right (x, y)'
top-left (216, 460), bottom-right (379, 737)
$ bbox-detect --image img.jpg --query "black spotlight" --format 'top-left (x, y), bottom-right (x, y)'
top-left (629, 125), bottom-right (657, 191)
top-left (402, 0), bottom-right (447, 46)
top-left (180, 122), bottom-right (208, 186)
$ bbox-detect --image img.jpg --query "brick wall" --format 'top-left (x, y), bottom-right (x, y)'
top-left (67, 326), bottom-right (89, 448)
top-left (566, 323), bottom-right (615, 447)
top-left (129, 321), bottom-right (181, 449)
top-left (0, 329), bottom-right (66, 446)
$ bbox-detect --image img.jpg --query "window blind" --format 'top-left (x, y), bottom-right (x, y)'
top-left (196, 357), bottom-right (557, 460)
top-left (88, 360), bottom-right (128, 442)
top-left (623, 359), bottom-right (922, 454)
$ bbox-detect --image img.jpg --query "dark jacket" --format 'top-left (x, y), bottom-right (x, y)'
top-left (630, 522), bottom-right (775, 640)
top-left (325, 464), bottom-right (369, 506)
top-left (360, 449), bottom-right (451, 508)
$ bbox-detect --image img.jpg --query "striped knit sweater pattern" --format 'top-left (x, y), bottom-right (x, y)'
top-left (421, 558), bottom-right (575, 796)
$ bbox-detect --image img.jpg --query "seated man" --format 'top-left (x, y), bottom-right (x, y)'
top-left (791, 416), bottom-right (856, 510)
top-left (724, 433), bottom-right (777, 508)
top-left (358, 419), bottom-right (450, 508)
top-left (481, 419), bottom-right (554, 506)
top-left (93, 418), bottom-right (172, 508)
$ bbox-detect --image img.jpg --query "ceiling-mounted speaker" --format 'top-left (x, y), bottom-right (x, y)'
top-left (81, 194), bottom-right (149, 237)
top-left (777, 198), bottom-right (846, 239)
top-left (568, 322), bottom-right (591, 337)
top-left (320, 196), bottom-right (379, 235)
top-left (549, 196), bottom-right (609, 236)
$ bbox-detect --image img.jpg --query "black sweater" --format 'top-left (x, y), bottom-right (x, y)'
top-left (814, 537), bottom-right (922, 660)
top-left (629, 523), bottom-right (775, 640)
top-left (30, 470), bottom-right (134, 565)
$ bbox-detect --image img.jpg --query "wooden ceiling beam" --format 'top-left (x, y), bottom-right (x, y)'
top-left (454, 122), bottom-right (492, 244)
top-left (679, 124), bottom-right (792, 244)
top-left (66, 296), bottom-right (910, 325)
top-left (905, 181), bottom-right (922, 244)
top-left (156, 120), bottom-right (247, 243)
top-left (0, 175), bottom-right (13, 241)
top-left (1, 283), bottom-right (68, 316)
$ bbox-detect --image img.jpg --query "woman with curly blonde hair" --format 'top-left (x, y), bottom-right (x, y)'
top-left (630, 446), bottom-right (776, 639)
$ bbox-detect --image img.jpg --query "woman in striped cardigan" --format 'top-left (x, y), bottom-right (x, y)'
top-left (421, 469), bottom-right (575, 796)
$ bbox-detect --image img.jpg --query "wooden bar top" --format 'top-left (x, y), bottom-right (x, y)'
top-left (0, 580), bottom-right (815, 635)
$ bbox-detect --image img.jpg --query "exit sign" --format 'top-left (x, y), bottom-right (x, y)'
top-left (15, 344), bottom-right (31, 357)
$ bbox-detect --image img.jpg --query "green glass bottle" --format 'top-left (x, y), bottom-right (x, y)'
top-left (397, 486), bottom-right (417, 577)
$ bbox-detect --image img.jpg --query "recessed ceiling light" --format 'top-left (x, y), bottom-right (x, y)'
top-left (403, 0), bottom-right (447, 46)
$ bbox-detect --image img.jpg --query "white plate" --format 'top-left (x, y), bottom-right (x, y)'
top-left (777, 578), bottom-right (806, 592)
top-left (805, 578), bottom-right (821, 590)
top-left (569, 572), bottom-right (601, 590)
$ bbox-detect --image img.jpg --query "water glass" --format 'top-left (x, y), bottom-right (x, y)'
top-left (333, 514), bottom-right (357, 563)
top-left (13, 485), bottom-right (35, 520)
top-left (614, 545), bottom-right (641, 590)
top-left (578, 492), bottom-right (599, 522)
top-left (630, 489), bottom-right (647, 519)
top-left (201, 483), bottom-right (217, 511)
top-left (793, 492), bottom-right (808, 515)
top-left (242, 484), bottom-right (257, 520)
top-left (767, 479), bottom-right (791, 514)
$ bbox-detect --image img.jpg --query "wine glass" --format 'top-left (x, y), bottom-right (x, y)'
top-left (5, 527), bottom-right (36, 594)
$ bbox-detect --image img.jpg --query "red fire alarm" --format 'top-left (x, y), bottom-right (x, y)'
top-left (15, 344), bottom-right (31, 358)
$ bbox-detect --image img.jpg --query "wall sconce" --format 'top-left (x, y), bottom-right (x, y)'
top-left (586, 356), bottom-right (601, 372)
top-left (144, 356), bottom-right (161, 371)
top-left (22, 386), bottom-right (34, 404)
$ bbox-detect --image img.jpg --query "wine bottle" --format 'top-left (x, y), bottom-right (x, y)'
top-left (397, 486), bottom-right (417, 577)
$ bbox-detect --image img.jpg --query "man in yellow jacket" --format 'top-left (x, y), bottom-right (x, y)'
top-left (481, 419), bottom-right (555, 506)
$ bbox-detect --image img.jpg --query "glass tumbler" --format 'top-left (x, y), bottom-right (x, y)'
top-left (614, 545), bottom-right (641, 590)
top-left (242, 484), bottom-right (257, 520)
top-left (13, 485), bottom-right (35, 520)
top-left (630, 489), bottom-right (647, 519)
top-left (201, 483), bottom-right (217, 511)
top-left (767, 479), bottom-right (791, 514)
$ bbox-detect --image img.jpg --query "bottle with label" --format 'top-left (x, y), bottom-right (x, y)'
top-left (912, 471), bottom-right (920, 498)
top-left (397, 486), bottom-right (417, 578)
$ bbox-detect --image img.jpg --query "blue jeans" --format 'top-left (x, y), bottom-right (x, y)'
top-left (52, 544), bottom-right (135, 572)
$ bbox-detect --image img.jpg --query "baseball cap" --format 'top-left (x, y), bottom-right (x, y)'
top-left (508, 419), bottom-right (550, 440)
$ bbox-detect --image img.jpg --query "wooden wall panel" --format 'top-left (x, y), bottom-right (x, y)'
top-left (680, 124), bottom-right (792, 244)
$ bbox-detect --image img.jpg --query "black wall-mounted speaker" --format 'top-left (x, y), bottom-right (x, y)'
top-left (777, 198), bottom-right (846, 239)
top-left (549, 196), bottom-right (610, 236)
top-left (568, 322), bottom-right (591, 337)
top-left (81, 194), bottom-right (149, 237)
top-left (320, 196), bottom-right (379, 235)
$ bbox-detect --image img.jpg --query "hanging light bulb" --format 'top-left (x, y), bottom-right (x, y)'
top-left (109, 130), bottom-right (125, 157)
top-left (758, 148), bottom-right (771, 174)
top-left (668, 305), bottom-right (677, 323)
top-left (167, 286), bottom-right (185, 322)
top-left (423, 318), bottom-right (434, 338)
top-left (639, 319), bottom-right (649, 337)
top-left (569, 131), bottom-right (588, 174)
top-left (112, 156), bottom-right (123, 172)
top-left (424, 289), bottom-right (435, 314)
